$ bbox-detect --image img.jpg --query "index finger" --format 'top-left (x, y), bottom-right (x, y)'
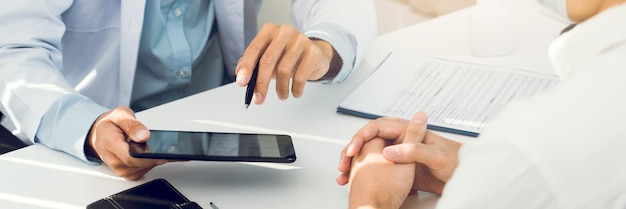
top-left (235, 24), bottom-right (277, 86)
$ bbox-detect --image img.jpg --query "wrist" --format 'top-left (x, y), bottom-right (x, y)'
top-left (84, 113), bottom-right (105, 162)
top-left (311, 39), bottom-right (342, 81)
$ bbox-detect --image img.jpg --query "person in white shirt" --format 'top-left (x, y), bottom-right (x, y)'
top-left (337, 0), bottom-right (626, 208)
top-left (0, 1), bottom-right (375, 180)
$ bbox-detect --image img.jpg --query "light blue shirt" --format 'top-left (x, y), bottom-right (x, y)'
top-left (18, 0), bottom-right (376, 164)
top-left (132, 0), bottom-right (224, 111)
top-left (36, 0), bottom-right (224, 161)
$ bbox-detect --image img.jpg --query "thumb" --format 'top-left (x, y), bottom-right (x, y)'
top-left (383, 111), bottom-right (429, 163)
top-left (129, 125), bottom-right (150, 143)
top-left (402, 111), bottom-right (428, 144)
top-left (384, 142), bottom-right (441, 166)
top-left (382, 143), bottom-right (426, 164)
top-left (111, 108), bottom-right (150, 143)
top-left (124, 120), bottom-right (150, 143)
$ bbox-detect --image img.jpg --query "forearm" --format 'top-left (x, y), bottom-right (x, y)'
top-left (0, 1), bottom-right (111, 163)
top-left (36, 94), bottom-right (108, 163)
top-left (0, 0), bottom-right (74, 141)
top-left (349, 163), bottom-right (414, 209)
top-left (348, 139), bottom-right (416, 209)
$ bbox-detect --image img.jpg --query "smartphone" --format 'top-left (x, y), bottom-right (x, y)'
top-left (128, 130), bottom-right (296, 163)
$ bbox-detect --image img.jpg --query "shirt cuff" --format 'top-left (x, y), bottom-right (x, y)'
top-left (35, 94), bottom-right (109, 164)
top-left (305, 22), bottom-right (357, 84)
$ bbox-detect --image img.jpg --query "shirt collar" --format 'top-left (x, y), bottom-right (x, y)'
top-left (548, 3), bottom-right (626, 78)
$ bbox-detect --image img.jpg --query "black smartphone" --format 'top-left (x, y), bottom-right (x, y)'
top-left (128, 130), bottom-right (296, 163)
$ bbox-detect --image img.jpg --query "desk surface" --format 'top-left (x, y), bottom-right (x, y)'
top-left (0, 1), bottom-right (564, 208)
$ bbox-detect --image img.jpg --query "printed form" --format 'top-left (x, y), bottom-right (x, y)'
top-left (338, 52), bottom-right (559, 136)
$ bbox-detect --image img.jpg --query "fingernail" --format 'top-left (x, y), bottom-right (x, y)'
top-left (156, 160), bottom-right (167, 166)
top-left (346, 142), bottom-right (356, 156)
top-left (236, 73), bottom-right (247, 86)
top-left (253, 92), bottom-right (263, 104)
top-left (135, 129), bottom-right (149, 140)
top-left (412, 112), bottom-right (427, 124)
top-left (383, 146), bottom-right (399, 160)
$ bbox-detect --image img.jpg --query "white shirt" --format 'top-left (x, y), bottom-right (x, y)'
top-left (437, 4), bottom-right (626, 209)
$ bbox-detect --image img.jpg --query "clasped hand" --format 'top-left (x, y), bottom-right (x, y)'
top-left (338, 112), bottom-right (462, 209)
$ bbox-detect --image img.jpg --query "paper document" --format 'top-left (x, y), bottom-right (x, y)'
top-left (338, 52), bottom-right (559, 136)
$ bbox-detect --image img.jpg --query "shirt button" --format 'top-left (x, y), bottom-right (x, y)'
top-left (173, 8), bottom-right (183, 17)
top-left (177, 68), bottom-right (188, 78)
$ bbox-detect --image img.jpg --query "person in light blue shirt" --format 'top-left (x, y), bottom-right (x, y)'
top-left (0, 0), bottom-right (376, 180)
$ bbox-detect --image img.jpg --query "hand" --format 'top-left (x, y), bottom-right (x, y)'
top-left (85, 106), bottom-right (167, 180)
top-left (381, 113), bottom-right (460, 194)
top-left (337, 117), bottom-right (408, 185)
top-left (337, 116), bottom-right (414, 186)
top-left (337, 112), bottom-right (461, 195)
top-left (348, 138), bottom-right (416, 209)
top-left (235, 23), bottom-right (338, 104)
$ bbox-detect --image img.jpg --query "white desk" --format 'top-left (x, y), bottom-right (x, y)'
top-left (0, 1), bottom-right (564, 208)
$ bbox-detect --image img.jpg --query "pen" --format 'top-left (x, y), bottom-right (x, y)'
top-left (244, 63), bottom-right (259, 109)
top-left (210, 202), bottom-right (220, 209)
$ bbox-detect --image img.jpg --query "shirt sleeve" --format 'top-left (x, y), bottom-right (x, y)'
top-left (291, 0), bottom-right (377, 84)
top-left (35, 94), bottom-right (108, 163)
top-left (0, 1), bottom-right (73, 140)
top-left (0, 1), bottom-right (108, 163)
top-left (435, 136), bottom-right (558, 209)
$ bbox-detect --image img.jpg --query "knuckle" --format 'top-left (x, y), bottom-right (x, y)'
top-left (292, 73), bottom-right (308, 84)
top-left (256, 79), bottom-right (271, 91)
top-left (280, 24), bottom-right (296, 33)
top-left (369, 120), bottom-right (384, 129)
top-left (124, 121), bottom-right (143, 134)
top-left (406, 145), bottom-right (419, 155)
top-left (261, 22), bottom-right (279, 30)
top-left (406, 126), bottom-right (422, 135)
top-left (276, 64), bottom-right (292, 76)
top-left (296, 35), bottom-right (311, 47)
top-left (260, 54), bottom-right (277, 66)
top-left (306, 43), bottom-right (319, 53)
top-left (245, 44), bottom-right (262, 55)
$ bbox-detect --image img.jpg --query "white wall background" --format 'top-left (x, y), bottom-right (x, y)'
top-left (257, 0), bottom-right (446, 36)
top-left (257, 0), bottom-right (294, 26)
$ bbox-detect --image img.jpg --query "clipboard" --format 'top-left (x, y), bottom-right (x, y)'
top-left (337, 51), bottom-right (559, 136)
